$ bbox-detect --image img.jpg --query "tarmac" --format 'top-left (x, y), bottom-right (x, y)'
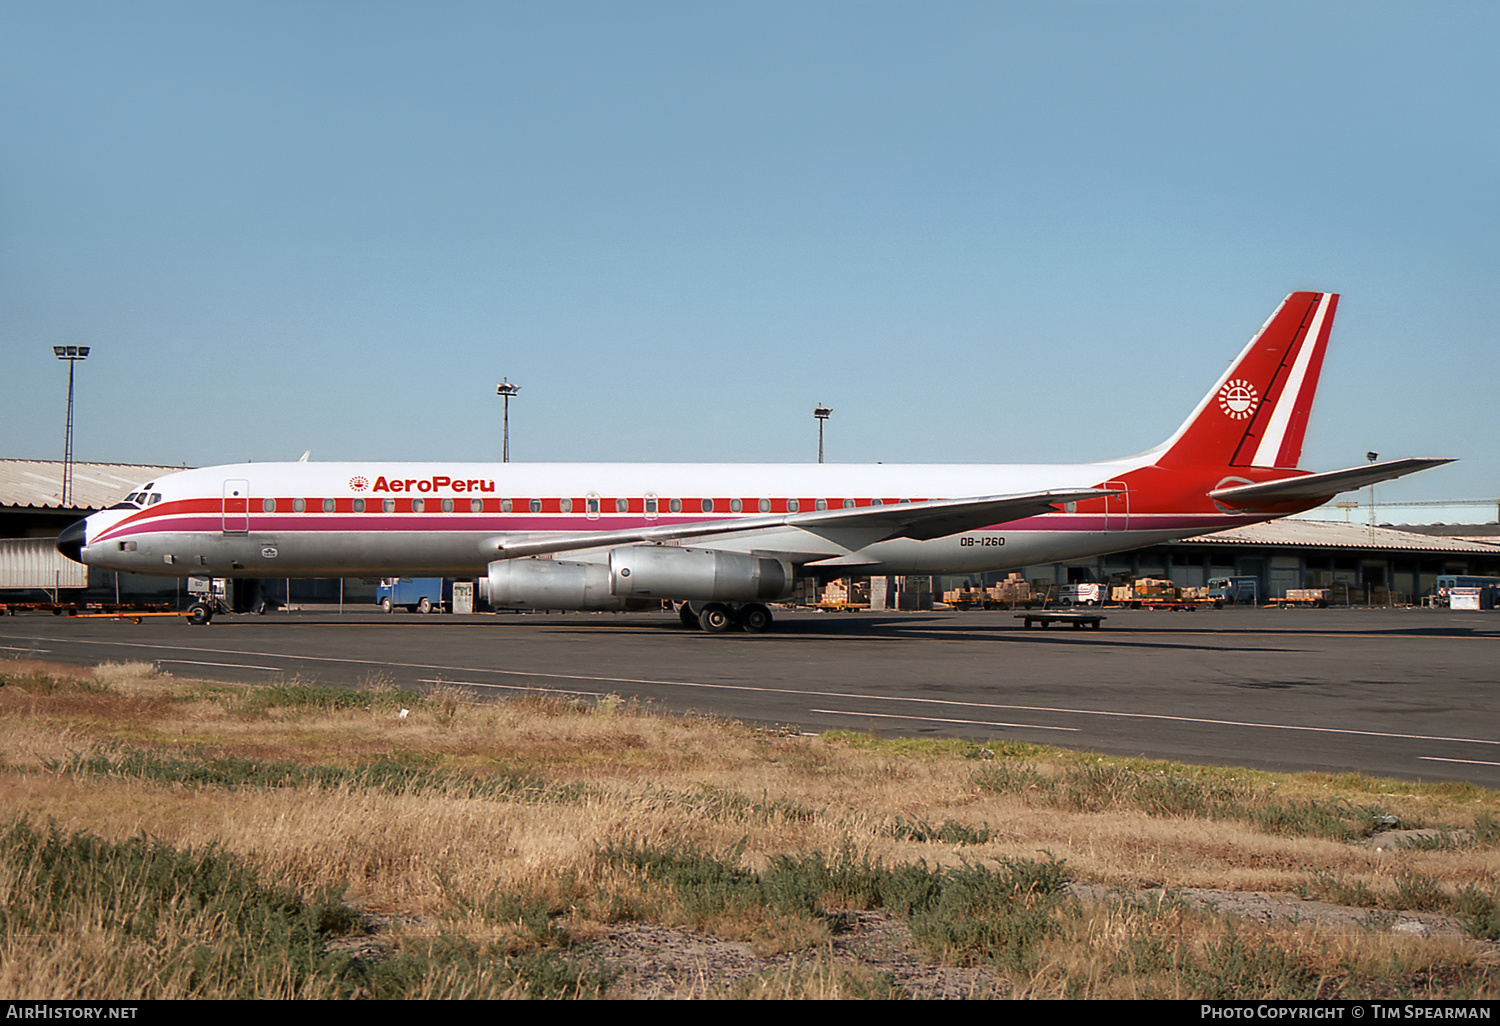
top-left (3, 605), bottom-right (1497, 787)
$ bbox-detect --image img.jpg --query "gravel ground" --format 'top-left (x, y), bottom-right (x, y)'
top-left (340, 829), bottom-right (1489, 998)
top-left (570, 892), bottom-right (1479, 998)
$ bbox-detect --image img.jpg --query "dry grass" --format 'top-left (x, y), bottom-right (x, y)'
top-left (1, 658), bottom-right (1496, 999)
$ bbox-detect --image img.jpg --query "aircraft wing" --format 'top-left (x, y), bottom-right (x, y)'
top-left (485, 487), bottom-right (1117, 561)
top-left (1209, 458), bottom-right (1454, 510)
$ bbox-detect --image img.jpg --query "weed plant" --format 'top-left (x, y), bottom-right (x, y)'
top-left (602, 840), bottom-right (1072, 969)
top-left (975, 759), bottom-right (1389, 840)
top-left (44, 742), bottom-right (587, 804)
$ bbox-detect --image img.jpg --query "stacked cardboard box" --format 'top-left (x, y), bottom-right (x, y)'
top-left (1133, 577), bottom-right (1178, 601)
top-left (942, 586), bottom-right (987, 605)
top-left (988, 573), bottom-right (1031, 603)
top-left (820, 579), bottom-right (870, 605)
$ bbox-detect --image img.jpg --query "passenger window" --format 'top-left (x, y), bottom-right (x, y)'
top-left (616, 498), bottom-right (628, 513)
top-left (560, 498), bottom-right (573, 513)
top-left (530, 499), bottom-right (542, 513)
top-left (759, 498), bottom-right (770, 513)
top-left (353, 499), bottom-right (366, 513)
top-left (729, 499), bottom-right (742, 513)
top-left (787, 498), bottom-right (800, 512)
top-left (262, 498), bottom-right (276, 512)
top-left (815, 499), bottom-right (828, 511)
top-left (843, 498), bottom-right (855, 509)
top-left (701, 498), bottom-right (714, 513)
top-left (412, 498), bottom-right (425, 513)
top-left (293, 498), bottom-right (306, 513)
top-left (382, 499), bottom-right (395, 513)
top-left (441, 498), bottom-right (454, 513)
top-left (669, 499), bottom-right (682, 513)
top-left (323, 498), bottom-right (336, 512)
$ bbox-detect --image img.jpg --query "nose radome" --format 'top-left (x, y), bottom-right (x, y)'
top-left (57, 519), bottom-right (87, 564)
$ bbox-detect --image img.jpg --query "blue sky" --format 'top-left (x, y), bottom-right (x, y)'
top-left (3, 2), bottom-right (1495, 518)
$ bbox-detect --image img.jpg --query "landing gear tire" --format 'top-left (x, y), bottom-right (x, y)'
top-left (739, 603), bottom-right (773, 634)
top-left (417, 597), bottom-right (431, 614)
top-left (699, 603), bottom-right (734, 633)
top-left (186, 603), bottom-right (213, 626)
top-left (677, 603), bottom-right (700, 630)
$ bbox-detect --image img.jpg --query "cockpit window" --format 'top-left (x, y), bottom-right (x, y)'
top-left (148, 493), bottom-right (162, 504)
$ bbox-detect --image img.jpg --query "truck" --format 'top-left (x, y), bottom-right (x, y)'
top-left (1207, 576), bottom-right (1260, 607)
top-left (1058, 582), bottom-right (1107, 606)
top-left (1436, 576), bottom-right (1500, 609)
top-left (376, 577), bottom-right (450, 613)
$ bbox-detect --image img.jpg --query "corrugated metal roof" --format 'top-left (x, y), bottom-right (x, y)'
top-left (0, 460), bottom-right (188, 512)
top-left (1183, 519), bottom-right (1500, 554)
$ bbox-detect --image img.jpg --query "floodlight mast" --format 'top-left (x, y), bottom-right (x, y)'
top-left (496, 379), bottom-right (521, 463)
top-left (814, 404), bottom-right (832, 464)
top-left (53, 346), bottom-right (90, 507)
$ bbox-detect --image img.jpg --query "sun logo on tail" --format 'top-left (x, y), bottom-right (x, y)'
top-left (1217, 379), bottom-right (1259, 420)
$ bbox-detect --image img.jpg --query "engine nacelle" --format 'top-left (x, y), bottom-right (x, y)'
top-left (480, 558), bottom-right (628, 610)
top-left (610, 546), bottom-right (793, 602)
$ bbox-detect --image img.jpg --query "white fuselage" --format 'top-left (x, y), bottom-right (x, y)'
top-left (75, 455), bottom-right (1233, 580)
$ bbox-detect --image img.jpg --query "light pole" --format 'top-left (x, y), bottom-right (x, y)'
top-left (814, 404), bottom-right (832, 463)
top-left (496, 379), bottom-right (520, 462)
top-left (53, 345), bottom-right (90, 507)
top-left (1366, 451), bottom-right (1379, 540)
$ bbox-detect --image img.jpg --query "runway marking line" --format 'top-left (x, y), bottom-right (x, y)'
top-left (905, 627), bottom-right (1500, 643)
top-left (808, 708), bottom-right (1079, 732)
top-left (159, 659), bottom-right (283, 671)
top-left (10, 632), bottom-right (1498, 752)
top-left (1419, 756), bottom-right (1500, 768)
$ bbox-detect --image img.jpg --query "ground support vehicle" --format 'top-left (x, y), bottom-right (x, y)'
top-left (1015, 611), bottom-right (1106, 629)
top-left (1278, 588), bottom-right (1330, 608)
top-left (377, 577), bottom-right (450, 613)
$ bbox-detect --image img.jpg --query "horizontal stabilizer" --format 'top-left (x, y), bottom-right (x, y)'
top-left (487, 488), bottom-right (1117, 560)
top-left (1208, 458), bottom-right (1454, 510)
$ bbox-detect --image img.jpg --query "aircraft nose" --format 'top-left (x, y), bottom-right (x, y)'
top-left (57, 519), bottom-right (87, 564)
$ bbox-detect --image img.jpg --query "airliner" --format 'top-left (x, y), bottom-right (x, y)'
top-left (58, 292), bottom-right (1450, 631)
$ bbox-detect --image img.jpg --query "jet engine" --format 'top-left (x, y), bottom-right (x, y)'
top-left (480, 558), bottom-right (628, 610)
top-left (609, 546), bottom-right (793, 602)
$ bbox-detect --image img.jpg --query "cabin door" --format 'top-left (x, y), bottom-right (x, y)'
top-left (1104, 480), bottom-right (1129, 532)
top-left (222, 480), bottom-right (250, 534)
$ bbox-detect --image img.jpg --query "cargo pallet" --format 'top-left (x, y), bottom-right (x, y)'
top-left (0, 601), bottom-right (175, 618)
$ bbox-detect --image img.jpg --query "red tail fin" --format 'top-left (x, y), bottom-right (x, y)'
top-left (1153, 292), bottom-right (1337, 469)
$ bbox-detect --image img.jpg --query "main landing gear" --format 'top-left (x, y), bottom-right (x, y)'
top-left (676, 602), bottom-right (774, 634)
